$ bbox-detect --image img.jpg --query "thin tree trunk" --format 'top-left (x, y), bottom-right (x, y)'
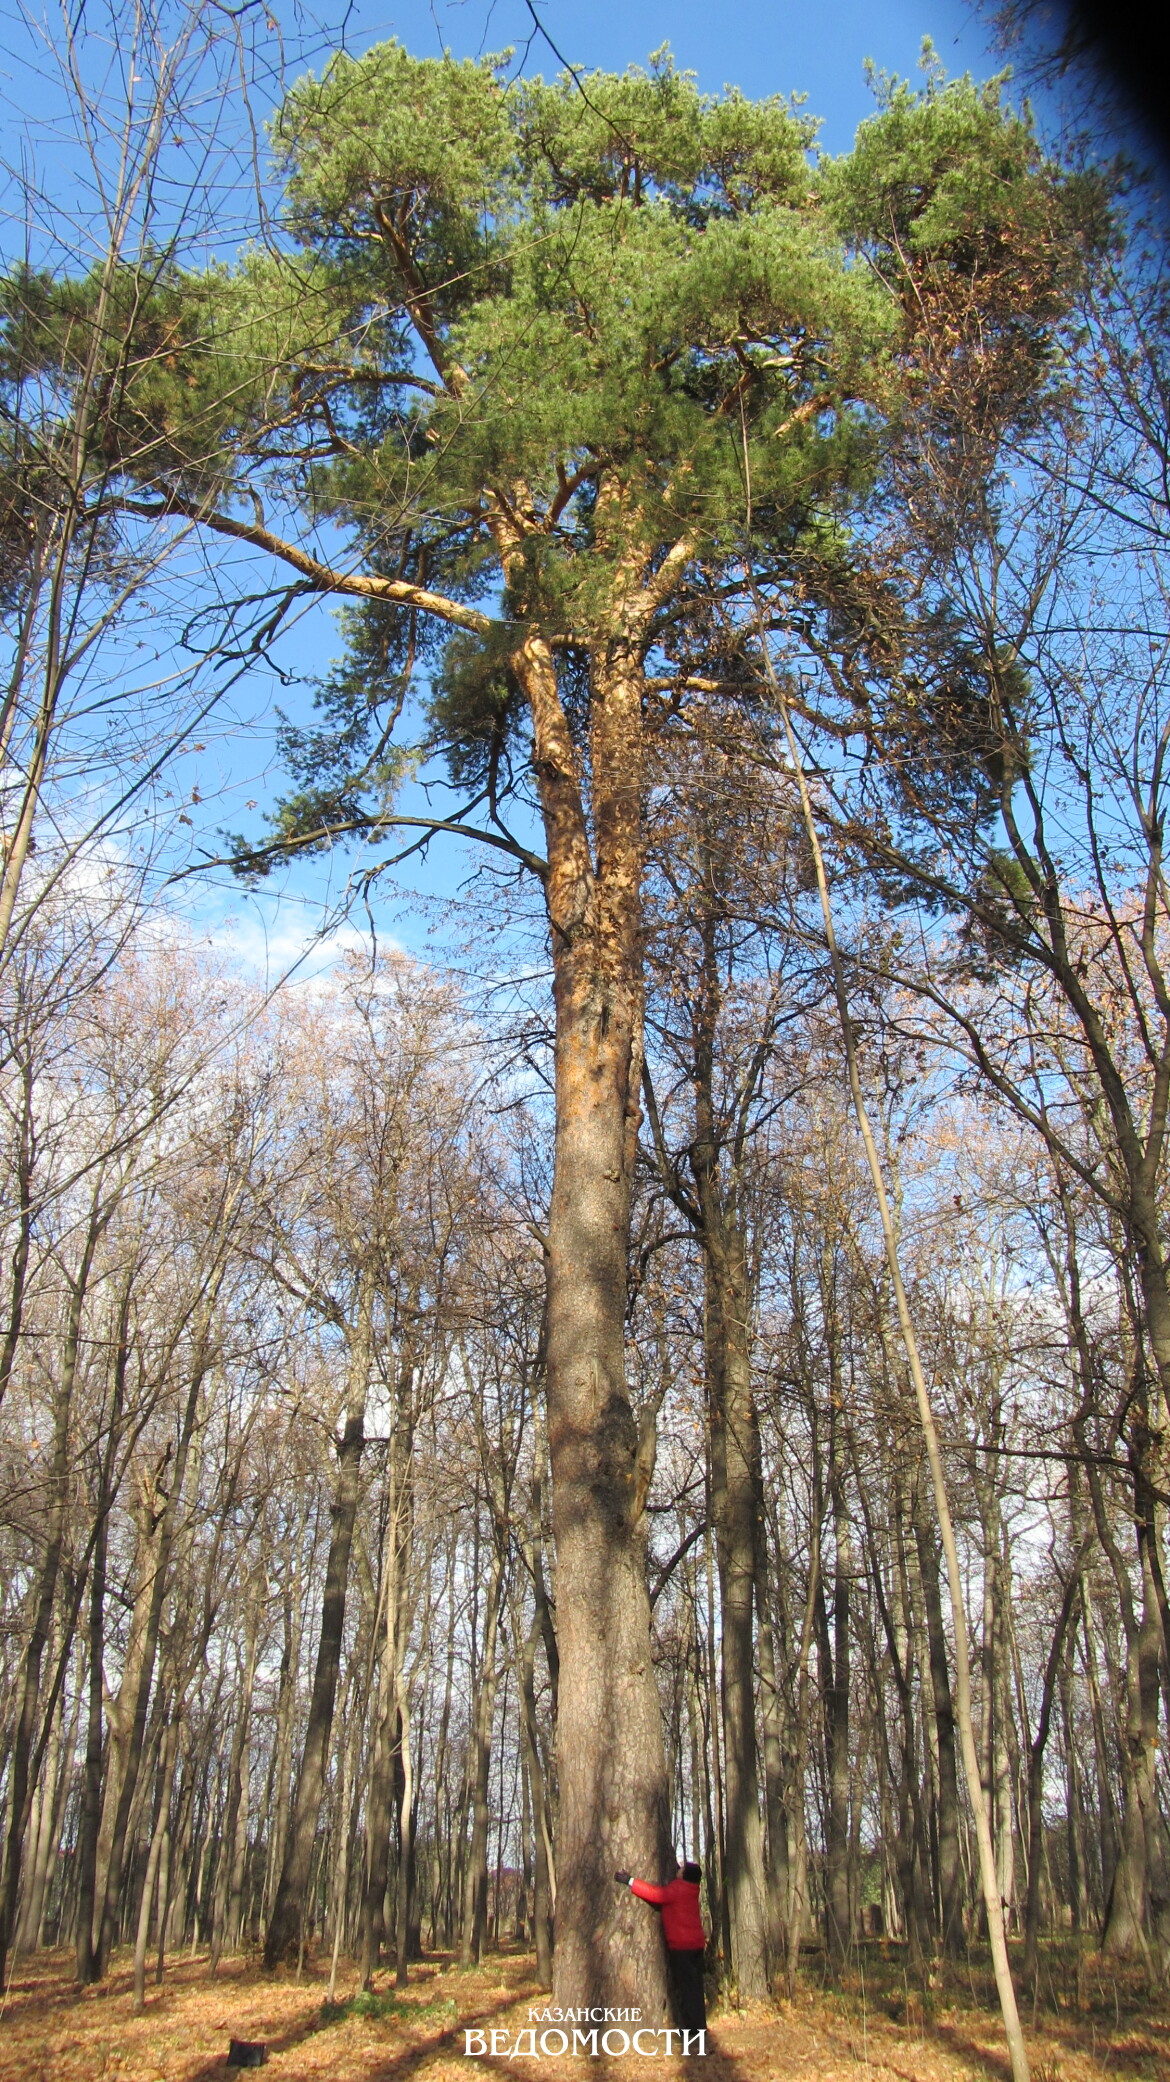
top-left (824, 1398), bottom-right (852, 1971)
top-left (702, 1507), bottom-right (731, 1969)
top-left (361, 1360), bottom-right (414, 1985)
top-left (361, 1662), bottom-right (398, 1984)
top-left (1022, 1563), bottom-right (1085, 1984)
top-left (517, 1605), bottom-right (554, 1988)
top-left (461, 1550), bottom-right (503, 1965)
top-left (263, 1573), bottom-right (303, 1935)
top-left (394, 1695), bottom-right (415, 1985)
top-left (132, 1712), bottom-right (181, 2013)
top-left (753, 1503), bottom-right (788, 1976)
top-left (769, 672), bottom-right (1030, 2082)
top-left (1058, 1638), bottom-right (1087, 1929)
top-left (16, 1629), bottom-right (65, 1953)
top-left (264, 1369), bottom-right (367, 1968)
top-left (1079, 1574), bottom-right (1119, 1925)
top-left (785, 1520), bottom-right (821, 1997)
top-left (0, 1213), bottom-right (98, 1984)
top-left (0, 1052), bottom-right (35, 1421)
top-left (75, 1303), bottom-right (127, 1984)
top-left (702, 1209), bottom-right (770, 1999)
top-left (98, 1355), bottom-right (206, 1975)
top-left (429, 1552), bottom-right (456, 1950)
top-left (209, 1605), bottom-right (259, 1972)
top-left (913, 1501), bottom-right (965, 1955)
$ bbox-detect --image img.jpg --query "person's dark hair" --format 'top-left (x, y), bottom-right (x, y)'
top-left (682, 1861), bottom-right (701, 1883)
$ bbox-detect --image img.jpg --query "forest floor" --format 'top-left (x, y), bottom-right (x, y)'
top-left (0, 1939), bottom-right (1164, 2082)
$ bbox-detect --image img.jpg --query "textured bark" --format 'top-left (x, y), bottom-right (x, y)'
top-left (1102, 1510), bottom-right (1162, 1954)
top-left (510, 627), bottom-right (671, 2019)
top-left (1071, 1357), bottom-right (1160, 1956)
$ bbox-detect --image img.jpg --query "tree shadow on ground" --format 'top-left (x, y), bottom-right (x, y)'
top-left (179, 1980), bottom-right (524, 2082)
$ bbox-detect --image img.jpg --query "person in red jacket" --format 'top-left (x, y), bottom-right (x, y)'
top-left (614, 1858), bottom-right (707, 2032)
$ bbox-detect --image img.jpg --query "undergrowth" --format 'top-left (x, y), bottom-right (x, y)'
top-left (319, 1988), bottom-right (457, 2025)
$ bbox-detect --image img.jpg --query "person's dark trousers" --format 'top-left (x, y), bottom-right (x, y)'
top-left (666, 1948), bottom-right (706, 2032)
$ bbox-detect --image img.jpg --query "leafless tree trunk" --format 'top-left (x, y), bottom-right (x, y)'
top-left (264, 1371), bottom-right (367, 1967)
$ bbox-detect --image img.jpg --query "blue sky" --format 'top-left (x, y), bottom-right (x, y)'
top-left (312, 0), bottom-right (998, 156)
top-left (5, 0), bottom-right (1009, 987)
top-left (171, 0), bottom-right (1009, 987)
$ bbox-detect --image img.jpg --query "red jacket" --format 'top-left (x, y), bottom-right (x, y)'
top-left (629, 1875), bottom-right (706, 1951)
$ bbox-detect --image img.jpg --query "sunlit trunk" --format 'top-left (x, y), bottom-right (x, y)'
top-left (512, 630), bottom-right (671, 2018)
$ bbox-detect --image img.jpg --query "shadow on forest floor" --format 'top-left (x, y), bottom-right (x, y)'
top-left (0, 1937), bottom-right (1166, 2082)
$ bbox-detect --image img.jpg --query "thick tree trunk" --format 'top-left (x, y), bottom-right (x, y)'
top-left (1070, 1368), bottom-right (1160, 1958)
top-left (264, 1384), bottom-right (366, 1967)
top-left (511, 630), bottom-right (671, 2019)
top-left (1102, 1513), bottom-right (1162, 1954)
